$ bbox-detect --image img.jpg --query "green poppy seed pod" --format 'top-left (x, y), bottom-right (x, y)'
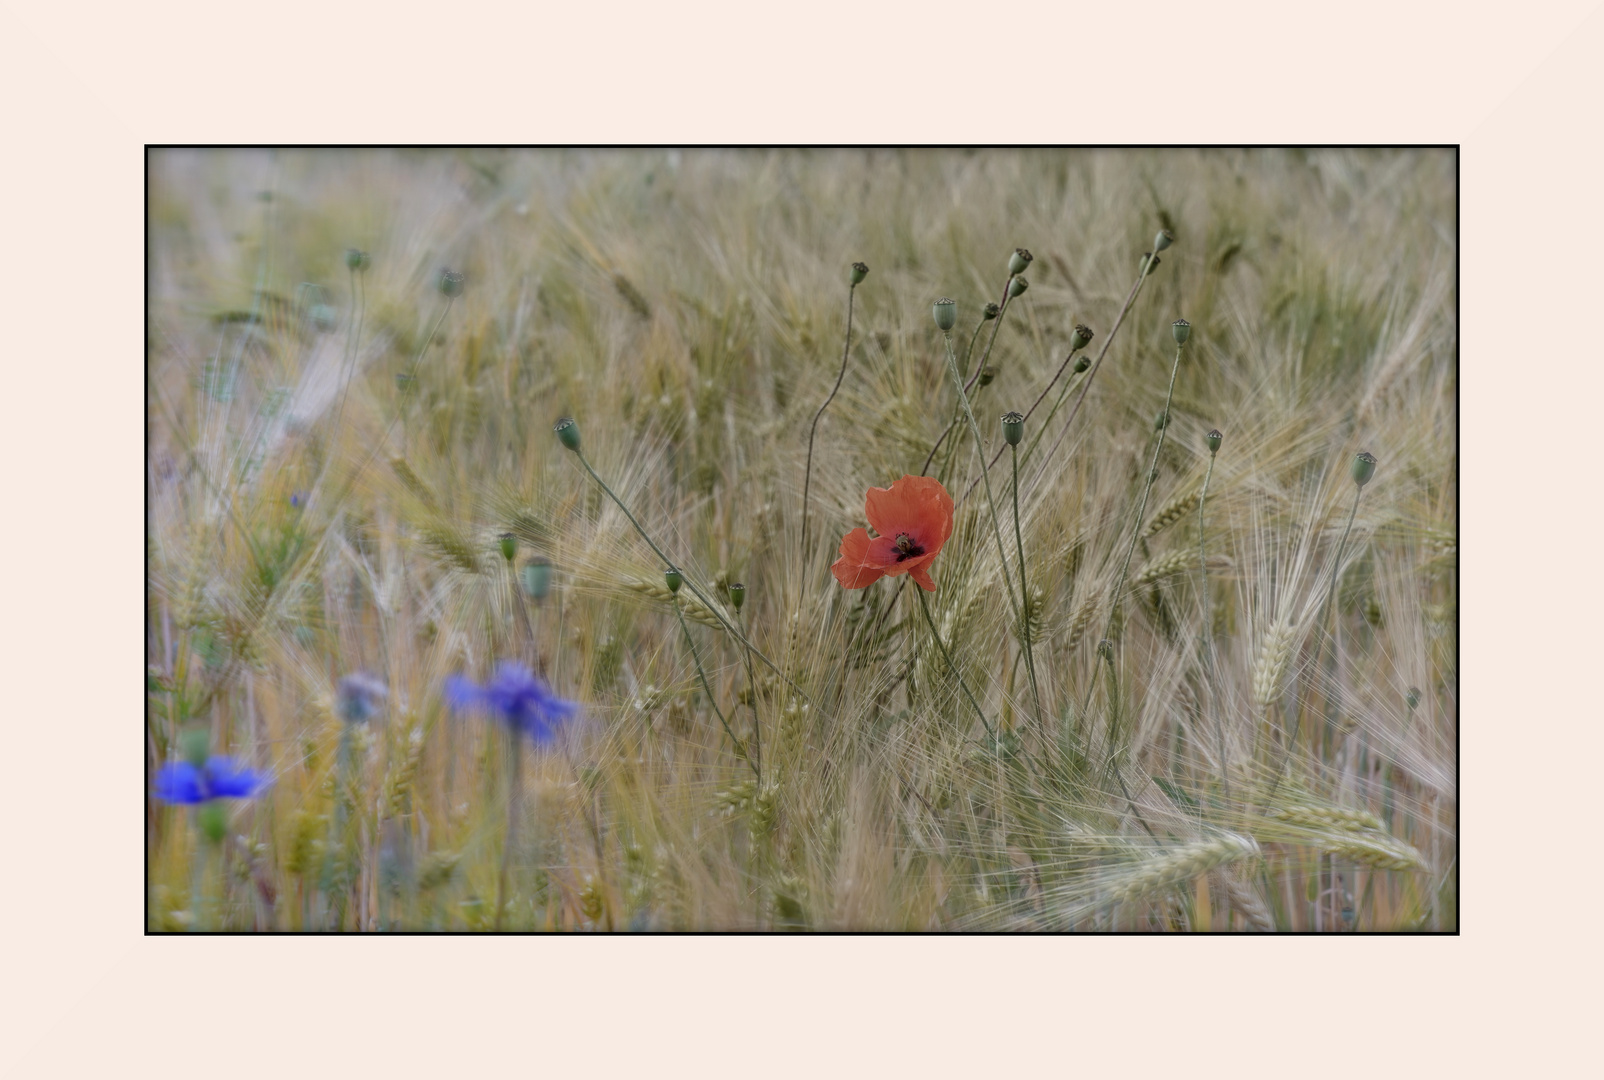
top-left (1172, 319), bottom-right (1191, 346)
top-left (521, 557), bottom-right (552, 600)
top-left (199, 804), bottom-right (228, 845)
top-left (1009, 276), bottom-right (1029, 299)
top-left (438, 269), bottom-right (464, 298)
top-left (1001, 411), bottom-right (1025, 446)
top-left (310, 303), bottom-right (337, 332)
top-left (1406, 686), bottom-right (1422, 711)
top-left (1097, 639), bottom-right (1114, 662)
top-left (663, 567), bottom-right (683, 594)
top-left (850, 262), bottom-right (869, 286)
top-left (728, 582), bottom-right (746, 612)
top-left (978, 365), bottom-right (997, 387)
top-left (932, 298), bottom-right (957, 332)
top-left (1073, 356), bottom-right (1091, 374)
top-left (554, 417), bottom-right (581, 452)
top-left (1154, 410), bottom-right (1169, 431)
top-left (1008, 248), bottom-right (1034, 277)
top-left (1206, 429), bottom-right (1222, 455)
top-left (1141, 252), bottom-right (1162, 273)
top-left (1071, 323), bottom-right (1094, 351)
top-left (1154, 229), bottom-right (1174, 252)
top-left (983, 302), bottom-right (1000, 321)
top-left (180, 726), bottom-right (210, 770)
top-left (345, 248), bottom-right (370, 272)
top-left (1351, 451), bottom-right (1377, 488)
top-left (499, 533), bottom-right (518, 563)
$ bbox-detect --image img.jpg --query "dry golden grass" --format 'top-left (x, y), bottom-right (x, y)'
top-left (146, 148), bottom-right (1456, 931)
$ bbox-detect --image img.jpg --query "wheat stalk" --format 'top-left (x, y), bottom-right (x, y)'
top-left (623, 576), bottom-right (724, 629)
top-left (1251, 620), bottom-right (1297, 710)
top-left (1144, 485), bottom-right (1203, 537)
top-left (1106, 833), bottom-right (1260, 907)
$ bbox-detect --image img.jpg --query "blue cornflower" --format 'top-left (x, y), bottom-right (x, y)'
top-left (152, 756), bottom-right (272, 805)
top-left (290, 491), bottom-right (308, 509)
top-left (443, 662), bottom-right (578, 746)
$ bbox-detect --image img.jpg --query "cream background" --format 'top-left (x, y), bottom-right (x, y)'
top-left (0, 0), bottom-right (1595, 1074)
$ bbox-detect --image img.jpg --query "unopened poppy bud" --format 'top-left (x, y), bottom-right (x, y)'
top-left (978, 365), bottom-right (997, 387)
top-left (850, 262), bottom-right (869, 286)
top-left (1351, 451), bottom-right (1377, 488)
top-left (1172, 319), bottom-right (1191, 345)
top-left (199, 804), bottom-right (228, 844)
top-left (983, 302), bottom-right (1000, 320)
top-left (1009, 276), bottom-right (1029, 299)
top-left (1071, 324), bottom-right (1093, 351)
top-left (346, 248), bottom-right (370, 272)
top-left (1073, 356), bottom-right (1091, 374)
top-left (1097, 639), bottom-right (1114, 662)
top-left (1001, 412), bottom-right (1025, 446)
top-left (438, 269), bottom-right (464, 298)
top-left (1406, 686), bottom-right (1422, 710)
top-left (1206, 429), bottom-right (1222, 455)
top-left (728, 582), bottom-right (746, 611)
top-left (932, 298), bottom-right (957, 332)
top-left (663, 567), bottom-right (683, 594)
top-left (521, 557), bottom-right (552, 600)
top-left (1154, 229), bottom-right (1174, 252)
top-left (554, 417), bottom-right (581, 452)
top-left (1154, 410), bottom-right (1169, 431)
top-left (499, 533), bottom-right (518, 563)
top-left (1008, 248), bottom-right (1033, 277)
top-left (180, 727), bottom-right (210, 769)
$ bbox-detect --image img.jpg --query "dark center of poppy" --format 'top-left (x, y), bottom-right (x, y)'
top-left (894, 533), bottom-right (924, 562)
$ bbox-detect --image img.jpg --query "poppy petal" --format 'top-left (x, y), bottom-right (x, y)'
top-left (831, 528), bottom-right (888, 589)
top-left (909, 561), bottom-right (937, 591)
top-left (864, 475), bottom-right (954, 552)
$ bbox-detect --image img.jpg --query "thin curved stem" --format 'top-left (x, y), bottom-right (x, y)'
top-left (1197, 452), bottom-right (1228, 804)
top-left (674, 598), bottom-right (756, 778)
top-left (332, 267), bottom-right (365, 439)
top-left (738, 609), bottom-right (761, 784)
top-left (801, 281), bottom-right (857, 560)
top-left (1100, 340), bottom-right (1185, 651)
top-left (494, 727), bottom-right (522, 931)
top-left (915, 587), bottom-right (996, 744)
top-left (941, 331), bottom-right (1022, 633)
top-left (572, 450), bottom-right (792, 690)
top-left (920, 310), bottom-right (998, 476)
top-left (1011, 444), bottom-right (1043, 728)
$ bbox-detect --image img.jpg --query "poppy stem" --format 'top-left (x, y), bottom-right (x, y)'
top-left (1011, 443), bottom-right (1045, 730)
top-left (1100, 337), bottom-right (1185, 653)
top-left (915, 587), bottom-right (996, 745)
top-left (1197, 450), bottom-right (1230, 806)
top-left (919, 311), bottom-right (993, 477)
top-left (673, 597), bottom-right (757, 779)
top-left (801, 278), bottom-right (859, 565)
top-left (737, 608), bottom-right (762, 784)
top-left (570, 450), bottom-right (797, 693)
top-left (332, 264), bottom-right (366, 441)
top-left (940, 331), bottom-right (1024, 635)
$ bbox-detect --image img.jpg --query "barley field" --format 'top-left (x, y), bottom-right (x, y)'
top-left (145, 147), bottom-right (1456, 932)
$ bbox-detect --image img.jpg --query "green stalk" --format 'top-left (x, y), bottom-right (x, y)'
top-left (494, 727), bottom-right (522, 931)
top-left (571, 449), bottom-right (790, 687)
top-left (1197, 450), bottom-right (1228, 803)
top-left (673, 597), bottom-right (756, 778)
top-left (940, 331), bottom-right (1022, 634)
top-left (1100, 336), bottom-right (1186, 652)
top-left (737, 608), bottom-right (762, 784)
top-left (1011, 443), bottom-right (1044, 729)
top-left (915, 587), bottom-right (996, 745)
top-left (801, 278), bottom-right (859, 561)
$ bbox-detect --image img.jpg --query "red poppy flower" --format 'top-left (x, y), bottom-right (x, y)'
top-left (830, 475), bottom-right (955, 592)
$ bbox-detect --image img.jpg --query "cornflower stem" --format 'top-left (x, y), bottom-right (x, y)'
top-left (571, 450), bottom-right (791, 688)
top-left (1197, 450), bottom-right (1229, 804)
top-left (941, 331), bottom-right (1022, 634)
top-left (801, 280), bottom-right (858, 562)
top-left (673, 597), bottom-right (756, 779)
top-left (190, 809), bottom-right (209, 932)
top-left (1020, 255), bottom-right (1159, 501)
top-left (494, 727), bottom-right (522, 931)
top-left (1011, 443), bottom-right (1044, 729)
top-left (1099, 338), bottom-right (1185, 653)
top-left (737, 609), bottom-right (762, 783)
top-left (915, 587), bottom-right (996, 745)
top-left (1268, 483), bottom-right (1364, 802)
